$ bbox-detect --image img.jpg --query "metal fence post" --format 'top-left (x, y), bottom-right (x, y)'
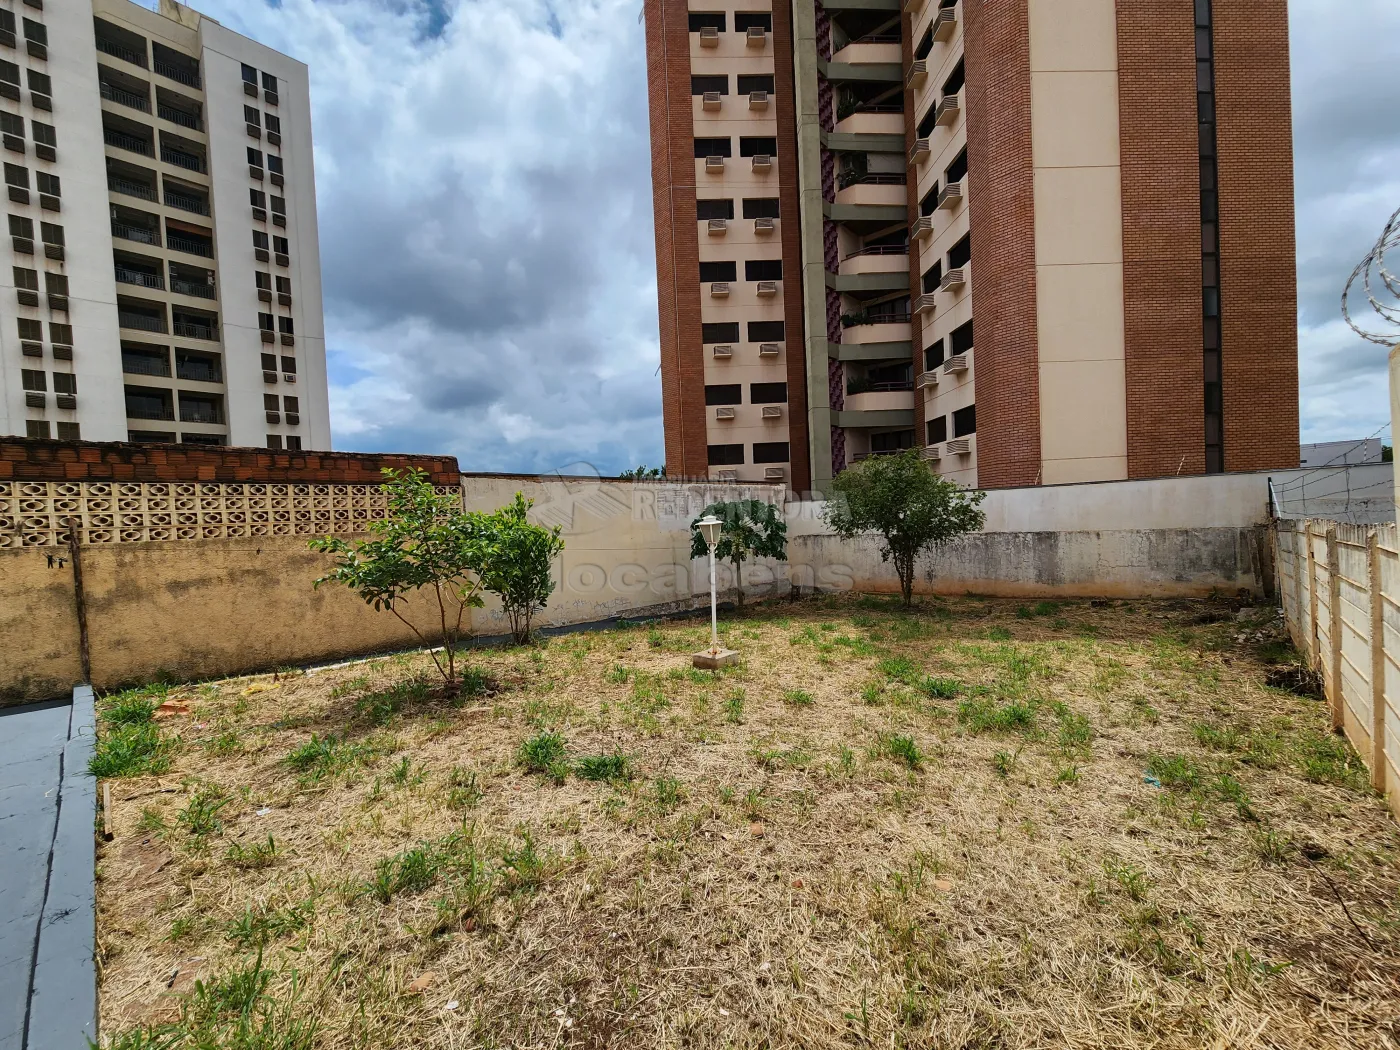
top-left (1369, 530), bottom-right (1389, 795)
top-left (1327, 525), bottom-right (1343, 732)
top-left (1306, 522), bottom-right (1320, 670)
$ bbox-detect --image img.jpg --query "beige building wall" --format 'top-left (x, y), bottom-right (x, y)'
top-left (1027, 0), bottom-right (1127, 484)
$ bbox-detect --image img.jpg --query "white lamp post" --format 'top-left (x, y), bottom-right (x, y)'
top-left (692, 514), bottom-right (737, 668)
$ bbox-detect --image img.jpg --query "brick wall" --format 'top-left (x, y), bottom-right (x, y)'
top-left (645, 0), bottom-right (708, 477)
top-left (1117, 0), bottom-right (1205, 478)
top-left (773, 0), bottom-right (812, 493)
top-left (0, 438), bottom-right (460, 484)
top-left (964, 0), bottom-right (1040, 488)
top-left (1213, 0), bottom-right (1299, 471)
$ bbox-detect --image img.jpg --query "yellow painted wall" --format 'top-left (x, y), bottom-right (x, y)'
top-left (0, 547), bottom-right (84, 704)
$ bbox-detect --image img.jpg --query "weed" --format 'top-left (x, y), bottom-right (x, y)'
top-left (167, 916), bottom-right (198, 942)
top-left (388, 755), bottom-right (413, 786)
top-left (225, 901), bottom-right (313, 948)
top-left (606, 663), bottom-right (633, 684)
top-left (1294, 731), bottom-right (1369, 790)
top-left (873, 732), bottom-right (923, 770)
top-left (500, 832), bottom-right (548, 895)
top-left (329, 675), bottom-right (369, 699)
top-left (722, 688), bottom-right (745, 723)
top-left (457, 666), bottom-right (495, 700)
top-left (1053, 702), bottom-right (1094, 755)
top-left (919, 676), bottom-right (962, 700)
top-left (859, 681), bottom-right (884, 705)
top-left (653, 777), bottom-right (683, 814)
top-left (226, 835), bottom-right (278, 870)
top-left (1145, 753), bottom-right (1201, 792)
top-left (285, 734), bottom-right (377, 783)
top-left (177, 785), bottom-right (229, 839)
top-left (136, 807), bottom-right (168, 835)
top-left (992, 750), bottom-right (1016, 778)
top-left (102, 687), bottom-right (165, 726)
top-left (838, 745), bottom-right (856, 774)
top-left (877, 657), bottom-right (920, 684)
top-left (1055, 764), bottom-right (1081, 786)
top-left (205, 731), bottom-right (242, 757)
top-left (89, 720), bottom-right (173, 779)
top-left (1193, 722), bottom-right (1243, 752)
top-left (1254, 828), bottom-right (1293, 864)
top-left (783, 688), bottom-right (815, 707)
top-left (1105, 860), bottom-right (1152, 901)
top-left (957, 696), bottom-right (1036, 735)
top-left (576, 753), bottom-right (632, 782)
top-left (447, 767), bottom-right (483, 810)
top-left (518, 731), bottom-right (567, 780)
top-left (986, 626), bottom-right (1013, 641)
top-left (368, 844), bottom-right (445, 902)
top-left (742, 788), bottom-right (765, 819)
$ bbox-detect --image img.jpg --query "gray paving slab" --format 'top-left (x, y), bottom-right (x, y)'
top-left (0, 701), bottom-right (69, 1050)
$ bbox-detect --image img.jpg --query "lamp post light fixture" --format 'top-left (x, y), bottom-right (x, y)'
top-left (692, 514), bottom-right (740, 669)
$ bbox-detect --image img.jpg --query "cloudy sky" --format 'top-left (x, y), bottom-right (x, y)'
top-left (185, 0), bottom-right (1400, 472)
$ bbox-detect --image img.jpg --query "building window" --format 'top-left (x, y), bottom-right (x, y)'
top-left (258, 312), bottom-right (274, 331)
top-left (734, 12), bottom-right (772, 31)
top-left (17, 317), bottom-right (41, 340)
top-left (688, 12), bottom-right (726, 32)
top-left (244, 105), bottom-right (261, 126)
top-left (261, 352), bottom-right (277, 371)
top-left (273, 235), bottom-right (289, 254)
top-left (927, 415), bottom-right (947, 444)
top-left (742, 198), bottom-right (780, 219)
top-left (702, 322), bottom-right (740, 344)
top-left (872, 430), bottom-right (914, 453)
top-left (752, 441), bottom-right (789, 463)
top-left (278, 315), bottom-right (294, 334)
top-left (36, 171), bottom-right (57, 196)
top-left (700, 260), bottom-right (737, 283)
top-left (13, 265), bottom-right (36, 289)
top-left (748, 320), bottom-right (784, 342)
top-left (262, 71), bottom-right (277, 91)
top-left (22, 18), bottom-right (46, 45)
top-left (924, 338), bottom-right (945, 371)
top-left (44, 273), bottom-right (66, 295)
top-left (694, 137), bottom-right (731, 158)
top-left (264, 392), bottom-right (280, 411)
top-left (705, 384), bottom-right (742, 406)
top-left (26, 420), bottom-right (49, 439)
top-left (917, 105), bottom-right (937, 140)
top-left (178, 392), bottom-right (224, 425)
top-left (920, 185), bottom-right (940, 217)
top-left (241, 63), bottom-right (258, 85)
top-left (4, 163), bottom-right (26, 188)
top-left (268, 155), bottom-right (283, 175)
top-left (942, 58), bottom-right (965, 97)
top-left (266, 114), bottom-right (281, 135)
top-left (28, 70), bottom-right (50, 96)
top-left (255, 270), bottom-right (272, 290)
top-left (691, 74), bottom-right (728, 95)
top-left (745, 259), bottom-right (782, 281)
top-left (914, 26), bottom-right (933, 60)
top-left (0, 63), bottom-right (18, 94)
top-left (253, 230), bottom-right (270, 249)
top-left (250, 188), bottom-right (266, 207)
top-left (1197, 0), bottom-right (1223, 473)
top-left (52, 372), bottom-right (76, 395)
top-left (953, 404), bottom-right (976, 438)
top-left (267, 434), bottom-right (283, 449)
top-left (739, 136), bottom-right (776, 157)
top-left (950, 319), bottom-right (973, 355)
top-left (270, 195), bottom-right (286, 215)
top-left (750, 382), bottom-right (787, 404)
top-left (696, 198), bottom-right (733, 221)
top-left (56, 422), bottom-right (79, 440)
top-left (736, 74), bottom-right (774, 95)
top-left (129, 431), bottom-right (176, 443)
top-left (284, 395), bottom-right (298, 413)
top-left (921, 262), bottom-right (943, 294)
top-left (31, 121), bottom-right (54, 147)
top-left (947, 232), bottom-right (971, 270)
top-left (280, 355), bottom-right (296, 373)
top-left (708, 443), bottom-right (744, 465)
top-left (8, 213), bottom-right (33, 238)
top-left (49, 322), bottom-right (72, 344)
top-left (276, 275), bottom-right (292, 294)
top-left (945, 147), bottom-right (968, 186)
top-left (20, 368), bottom-right (44, 391)
top-left (286, 435), bottom-right (302, 451)
top-left (248, 146), bottom-right (263, 167)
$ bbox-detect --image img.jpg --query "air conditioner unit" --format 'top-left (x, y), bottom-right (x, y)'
top-left (916, 293), bottom-right (937, 314)
top-left (751, 154), bottom-right (773, 172)
top-left (20, 341), bottom-right (41, 357)
top-left (907, 60), bottom-right (928, 88)
top-left (913, 215), bottom-right (936, 239)
top-left (715, 406), bottom-right (736, 420)
top-left (933, 7), bottom-right (958, 41)
top-left (943, 353), bottom-right (968, 374)
top-left (702, 91), bottom-right (722, 111)
top-left (710, 282), bottom-right (730, 298)
top-left (746, 26), bottom-right (767, 47)
top-left (266, 410), bottom-right (280, 424)
top-left (921, 445), bottom-right (941, 461)
top-left (756, 281), bottom-right (778, 297)
top-left (51, 344), bottom-right (72, 361)
top-left (705, 155), bottom-right (725, 172)
top-left (748, 91), bottom-right (769, 110)
top-left (246, 122), bottom-right (261, 139)
top-left (761, 405), bottom-right (783, 419)
top-left (284, 372), bottom-right (297, 383)
top-left (945, 438), bottom-right (971, 455)
top-left (699, 25), bottom-right (720, 46)
top-left (758, 342), bottom-right (780, 357)
top-left (940, 267), bottom-right (966, 291)
top-left (712, 344), bottom-right (733, 359)
top-left (56, 394), bottom-right (76, 410)
top-left (261, 330), bottom-right (276, 343)
top-left (708, 218), bottom-right (728, 235)
top-left (717, 469), bottom-right (738, 481)
top-left (909, 138), bottom-right (931, 164)
top-left (917, 370), bottom-right (939, 389)
top-left (938, 181), bottom-right (963, 210)
top-left (263, 370), bottom-right (278, 384)
top-left (763, 466), bottom-right (786, 481)
top-left (935, 94), bottom-right (960, 127)
top-left (25, 392), bottom-right (44, 408)
top-left (16, 289), bottom-right (37, 307)
top-left (754, 217), bottom-right (776, 233)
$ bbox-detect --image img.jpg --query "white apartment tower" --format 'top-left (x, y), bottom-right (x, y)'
top-left (0, 0), bottom-right (328, 449)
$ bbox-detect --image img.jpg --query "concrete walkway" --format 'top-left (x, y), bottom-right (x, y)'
top-left (0, 689), bottom-right (96, 1050)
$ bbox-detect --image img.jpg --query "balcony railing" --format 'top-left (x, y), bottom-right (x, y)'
top-left (173, 320), bottom-right (215, 340)
top-left (158, 105), bottom-right (202, 131)
top-left (97, 37), bottom-right (145, 67)
top-left (161, 147), bottom-right (205, 173)
top-left (126, 400), bottom-right (176, 421)
top-left (179, 403), bottom-right (222, 424)
top-left (841, 310), bottom-right (912, 328)
top-left (121, 356), bottom-right (171, 378)
top-left (119, 311), bottom-right (167, 333)
top-left (112, 221), bottom-right (160, 246)
top-left (100, 82), bottom-right (150, 112)
top-left (838, 171), bottom-right (907, 189)
top-left (847, 379), bottom-right (914, 395)
top-left (171, 277), bottom-right (215, 299)
top-left (850, 31), bottom-right (901, 44)
top-left (844, 244), bottom-right (909, 259)
top-left (108, 175), bottom-right (156, 201)
top-left (154, 61), bottom-right (201, 88)
top-left (164, 190), bottom-right (209, 215)
top-left (104, 128), bottom-right (152, 155)
top-left (115, 267), bottom-right (165, 290)
top-left (167, 233), bottom-right (213, 257)
top-left (177, 361), bottom-right (221, 383)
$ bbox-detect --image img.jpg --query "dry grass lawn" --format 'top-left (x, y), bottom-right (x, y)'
top-left (93, 595), bottom-right (1400, 1049)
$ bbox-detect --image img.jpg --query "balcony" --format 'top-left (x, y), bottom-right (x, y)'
top-left (840, 244), bottom-right (910, 277)
top-left (159, 104), bottom-right (203, 131)
top-left (167, 230), bottom-right (213, 258)
top-left (112, 220), bottom-right (161, 247)
top-left (115, 265), bottom-right (164, 290)
top-left (170, 272), bottom-right (215, 299)
top-left (119, 310), bottom-right (167, 334)
top-left (833, 110), bottom-right (905, 137)
top-left (173, 318), bottom-right (217, 341)
top-left (126, 391), bottom-right (176, 421)
top-left (100, 80), bottom-right (151, 113)
top-left (104, 127), bottom-right (152, 157)
top-left (178, 395), bottom-right (223, 425)
top-left (844, 382), bottom-right (914, 418)
top-left (834, 179), bottom-right (906, 208)
top-left (108, 173), bottom-right (157, 202)
top-left (122, 347), bottom-right (171, 377)
top-left (176, 352), bottom-right (222, 383)
top-left (95, 23), bottom-right (147, 69)
top-left (164, 187), bottom-right (209, 215)
top-left (153, 43), bottom-right (201, 89)
top-left (830, 41), bottom-right (902, 68)
top-left (161, 145), bottom-right (206, 174)
top-left (839, 315), bottom-right (912, 346)
top-left (838, 167), bottom-right (905, 191)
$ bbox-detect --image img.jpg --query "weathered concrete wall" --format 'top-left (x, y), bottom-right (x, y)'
top-left (0, 549), bottom-right (84, 704)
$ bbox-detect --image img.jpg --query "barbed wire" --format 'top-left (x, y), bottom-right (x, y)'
top-left (1342, 203), bottom-right (1400, 345)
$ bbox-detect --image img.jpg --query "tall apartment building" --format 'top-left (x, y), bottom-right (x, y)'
top-left (644, 0), bottom-right (1298, 491)
top-left (0, 0), bottom-right (328, 450)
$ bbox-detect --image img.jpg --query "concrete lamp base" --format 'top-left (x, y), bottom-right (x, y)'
top-left (692, 649), bottom-right (740, 670)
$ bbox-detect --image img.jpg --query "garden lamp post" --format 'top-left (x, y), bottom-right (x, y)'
top-left (692, 514), bottom-right (738, 669)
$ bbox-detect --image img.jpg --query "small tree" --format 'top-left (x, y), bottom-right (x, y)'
top-left (471, 493), bottom-right (565, 644)
top-left (311, 469), bottom-right (486, 691)
top-left (619, 464), bottom-right (666, 479)
top-left (823, 450), bottom-right (986, 607)
top-left (689, 499), bottom-right (788, 607)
